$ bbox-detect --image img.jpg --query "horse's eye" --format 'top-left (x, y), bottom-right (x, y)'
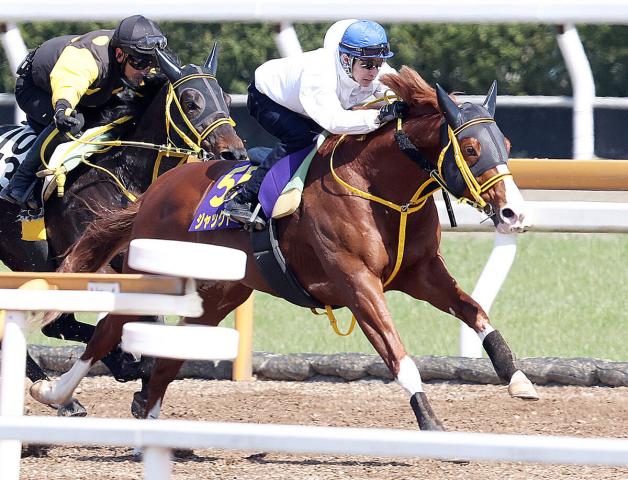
top-left (464, 145), bottom-right (477, 156)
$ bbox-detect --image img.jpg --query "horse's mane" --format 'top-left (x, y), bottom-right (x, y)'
top-left (380, 66), bottom-right (440, 115)
top-left (92, 73), bottom-right (169, 127)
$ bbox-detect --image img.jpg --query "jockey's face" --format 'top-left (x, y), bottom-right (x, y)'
top-left (351, 57), bottom-right (383, 87)
top-left (115, 48), bottom-right (154, 87)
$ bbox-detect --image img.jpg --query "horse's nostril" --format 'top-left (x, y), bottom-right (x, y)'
top-left (501, 208), bottom-right (515, 219)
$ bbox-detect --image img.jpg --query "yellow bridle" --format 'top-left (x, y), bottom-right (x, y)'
top-left (165, 74), bottom-right (236, 154)
top-left (436, 118), bottom-right (512, 213)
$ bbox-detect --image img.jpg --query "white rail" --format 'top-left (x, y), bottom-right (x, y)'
top-left (3, 0), bottom-right (628, 23)
top-left (2, 239), bottom-right (627, 478)
top-left (1, 416), bottom-right (627, 466)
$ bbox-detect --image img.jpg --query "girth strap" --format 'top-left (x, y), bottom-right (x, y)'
top-left (251, 219), bottom-right (325, 309)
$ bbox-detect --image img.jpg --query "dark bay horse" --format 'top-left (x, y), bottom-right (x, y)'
top-left (35, 66), bottom-right (537, 430)
top-left (0, 46), bottom-right (246, 413)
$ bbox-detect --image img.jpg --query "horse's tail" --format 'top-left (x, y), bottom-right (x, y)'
top-left (58, 199), bottom-right (144, 274)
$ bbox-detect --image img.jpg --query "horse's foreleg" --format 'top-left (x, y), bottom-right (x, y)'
top-left (141, 358), bottom-right (185, 419)
top-left (344, 272), bottom-right (444, 431)
top-left (400, 254), bottom-right (538, 400)
top-left (30, 313), bottom-right (131, 406)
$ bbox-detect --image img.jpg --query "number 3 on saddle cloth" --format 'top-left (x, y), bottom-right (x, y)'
top-left (189, 133), bottom-right (328, 233)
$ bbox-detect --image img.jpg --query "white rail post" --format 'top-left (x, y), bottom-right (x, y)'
top-left (556, 24), bottom-right (596, 159)
top-left (0, 23), bottom-right (28, 124)
top-left (460, 233), bottom-right (518, 357)
top-left (143, 446), bottom-right (172, 480)
top-left (274, 22), bottom-right (302, 57)
top-left (0, 310), bottom-right (28, 480)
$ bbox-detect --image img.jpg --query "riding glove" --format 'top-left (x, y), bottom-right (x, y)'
top-left (377, 100), bottom-right (409, 124)
top-left (53, 100), bottom-right (84, 135)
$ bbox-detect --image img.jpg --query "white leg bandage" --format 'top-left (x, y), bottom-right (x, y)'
top-left (147, 399), bottom-right (162, 420)
top-left (477, 323), bottom-right (495, 342)
top-left (31, 358), bottom-right (91, 404)
top-left (395, 355), bottom-right (424, 395)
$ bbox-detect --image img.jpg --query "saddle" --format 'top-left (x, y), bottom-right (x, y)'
top-left (189, 133), bottom-right (329, 309)
top-left (39, 116), bottom-right (133, 202)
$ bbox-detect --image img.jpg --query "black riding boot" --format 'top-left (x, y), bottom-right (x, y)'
top-left (0, 123), bottom-right (63, 208)
top-left (222, 144), bottom-right (286, 230)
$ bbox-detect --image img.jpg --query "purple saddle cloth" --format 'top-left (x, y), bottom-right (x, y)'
top-left (188, 145), bottom-right (312, 232)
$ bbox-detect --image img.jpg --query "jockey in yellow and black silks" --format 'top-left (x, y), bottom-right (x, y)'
top-left (0, 15), bottom-right (168, 209)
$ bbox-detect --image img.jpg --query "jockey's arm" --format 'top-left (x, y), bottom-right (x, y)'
top-left (299, 69), bottom-right (380, 135)
top-left (49, 46), bottom-right (99, 109)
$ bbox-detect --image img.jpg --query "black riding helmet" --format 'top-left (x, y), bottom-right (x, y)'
top-left (111, 15), bottom-right (167, 63)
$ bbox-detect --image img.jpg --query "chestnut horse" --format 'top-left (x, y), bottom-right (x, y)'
top-left (34, 66), bottom-right (538, 430)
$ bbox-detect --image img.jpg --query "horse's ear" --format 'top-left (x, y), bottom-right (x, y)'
top-left (204, 42), bottom-right (219, 76)
top-left (155, 48), bottom-right (182, 82)
top-left (436, 83), bottom-right (462, 128)
top-left (483, 80), bottom-right (497, 117)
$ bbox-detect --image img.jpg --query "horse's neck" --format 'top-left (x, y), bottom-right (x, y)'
top-left (113, 88), bottom-right (169, 190)
top-left (348, 115), bottom-right (442, 204)
top-left (130, 88), bottom-right (169, 145)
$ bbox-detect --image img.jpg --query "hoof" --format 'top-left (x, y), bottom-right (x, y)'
top-left (30, 380), bottom-right (69, 405)
top-left (508, 370), bottom-right (539, 400)
top-left (21, 444), bottom-right (50, 458)
top-left (131, 391), bottom-right (148, 419)
top-left (53, 398), bottom-right (87, 417)
top-left (173, 448), bottom-right (195, 458)
top-left (420, 418), bottom-right (446, 431)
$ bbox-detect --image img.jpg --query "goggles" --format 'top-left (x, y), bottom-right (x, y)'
top-left (358, 58), bottom-right (385, 70)
top-left (135, 35), bottom-right (168, 52)
top-left (339, 42), bottom-right (391, 58)
top-left (128, 55), bottom-right (155, 70)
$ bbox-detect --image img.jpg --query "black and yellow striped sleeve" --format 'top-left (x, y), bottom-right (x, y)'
top-left (49, 45), bottom-right (100, 108)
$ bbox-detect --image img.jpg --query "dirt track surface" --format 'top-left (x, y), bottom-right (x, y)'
top-left (20, 377), bottom-right (628, 480)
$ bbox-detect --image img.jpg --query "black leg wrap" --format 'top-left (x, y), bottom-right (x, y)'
top-left (26, 352), bottom-right (49, 382)
top-left (41, 314), bottom-right (95, 342)
top-left (410, 392), bottom-right (445, 431)
top-left (483, 330), bottom-right (518, 381)
top-left (100, 345), bottom-right (143, 383)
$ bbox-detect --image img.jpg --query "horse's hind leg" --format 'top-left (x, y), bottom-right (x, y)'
top-left (26, 347), bottom-right (87, 417)
top-left (137, 285), bottom-right (253, 420)
top-left (30, 313), bottom-right (133, 406)
top-left (41, 313), bottom-right (141, 382)
top-left (399, 254), bottom-right (538, 400)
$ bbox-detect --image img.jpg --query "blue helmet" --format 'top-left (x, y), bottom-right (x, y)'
top-left (338, 20), bottom-right (394, 59)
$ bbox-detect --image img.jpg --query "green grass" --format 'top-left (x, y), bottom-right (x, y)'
top-left (6, 232), bottom-right (628, 361)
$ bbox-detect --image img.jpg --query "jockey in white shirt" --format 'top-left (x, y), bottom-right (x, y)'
top-left (223, 19), bottom-right (408, 230)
